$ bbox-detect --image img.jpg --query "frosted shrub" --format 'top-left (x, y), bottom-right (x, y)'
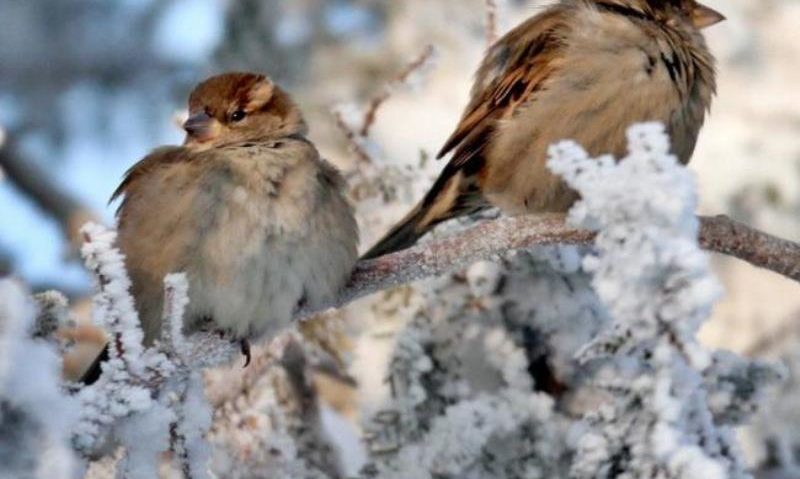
top-left (0, 280), bottom-right (77, 479)
top-left (364, 123), bottom-right (782, 479)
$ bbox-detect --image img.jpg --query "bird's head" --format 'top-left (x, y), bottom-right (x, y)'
top-left (183, 72), bottom-right (307, 150)
top-left (598, 0), bottom-right (725, 30)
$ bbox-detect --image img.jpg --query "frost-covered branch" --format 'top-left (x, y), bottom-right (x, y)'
top-left (550, 123), bottom-right (744, 478)
top-left (311, 212), bottom-right (800, 319)
top-left (74, 224), bottom-right (341, 477)
top-left (358, 123), bottom-right (784, 479)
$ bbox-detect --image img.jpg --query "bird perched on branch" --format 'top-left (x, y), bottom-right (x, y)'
top-left (82, 73), bottom-right (358, 382)
top-left (362, 0), bottom-right (724, 259)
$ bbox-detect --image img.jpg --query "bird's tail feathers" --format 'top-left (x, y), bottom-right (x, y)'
top-left (361, 170), bottom-right (485, 260)
top-left (79, 345), bottom-right (109, 385)
top-left (361, 203), bottom-right (435, 260)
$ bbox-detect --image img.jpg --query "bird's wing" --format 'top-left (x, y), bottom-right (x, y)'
top-left (108, 146), bottom-right (192, 224)
top-left (110, 146), bottom-right (189, 213)
top-left (437, 8), bottom-right (569, 167)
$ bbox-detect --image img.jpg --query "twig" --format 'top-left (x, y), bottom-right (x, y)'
top-left (332, 44), bottom-right (436, 164)
top-left (360, 45), bottom-right (435, 138)
top-left (484, 0), bottom-right (499, 47)
top-left (332, 108), bottom-right (373, 165)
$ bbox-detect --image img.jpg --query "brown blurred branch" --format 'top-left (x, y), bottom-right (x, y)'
top-left (332, 109), bottom-right (373, 165)
top-left (0, 133), bottom-right (99, 251)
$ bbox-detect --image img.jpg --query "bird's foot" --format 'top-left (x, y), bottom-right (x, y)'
top-left (240, 339), bottom-right (251, 368)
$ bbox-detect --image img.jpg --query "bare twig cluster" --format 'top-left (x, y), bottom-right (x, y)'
top-left (332, 44), bottom-right (436, 164)
top-left (360, 44), bottom-right (436, 138)
top-left (0, 131), bottom-right (99, 253)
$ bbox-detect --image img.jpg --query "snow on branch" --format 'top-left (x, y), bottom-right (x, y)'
top-left (73, 225), bottom-right (338, 477)
top-left (74, 224), bottom-right (220, 477)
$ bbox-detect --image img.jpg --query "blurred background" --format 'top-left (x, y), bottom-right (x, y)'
top-left (1, 0), bottom-right (799, 474)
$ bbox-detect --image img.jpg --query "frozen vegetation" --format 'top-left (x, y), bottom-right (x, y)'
top-left (2, 1), bottom-right (800, 478)
top-left (0, 124), bottom-right (788, 478)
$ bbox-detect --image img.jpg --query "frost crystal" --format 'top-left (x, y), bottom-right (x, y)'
top-left (0, 280), bottom-right (78, 479)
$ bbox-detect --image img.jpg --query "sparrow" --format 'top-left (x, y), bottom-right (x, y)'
top-left (362, 0), bottom-right (724, 259)
top-left (83, 73), bottom-right (358, 382)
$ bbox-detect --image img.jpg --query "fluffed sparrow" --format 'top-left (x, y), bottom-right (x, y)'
top-left (363, 0), bottom-right (724, 259)
top-left (85, 73), bottom-right (358, 380)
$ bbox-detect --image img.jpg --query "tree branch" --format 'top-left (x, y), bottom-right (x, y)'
top-left (302, 213), bottom-right (800, 317)
top-left (72, 213), bottom-right (800, 455)
top-left (0, 133), bottom-right (99, 251)
top-left (698, 215), bottom-right (800, 283)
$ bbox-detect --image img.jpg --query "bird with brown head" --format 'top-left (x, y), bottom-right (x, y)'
top-left (182, 73), bottom-right (307, 149)
top-left (81, 72), bottom-right (358, 382)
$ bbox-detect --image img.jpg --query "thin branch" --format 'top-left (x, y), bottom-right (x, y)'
top-left (359, 44), bottom-right (435, 138)
top-left (484, 0), bottom-right (499, 47)
top-left (332, 108), bottom-right (373, 165)
top-left (320, 214), bottom-right (591, 314)
top-left (332, 44), bottom-right (436, 164)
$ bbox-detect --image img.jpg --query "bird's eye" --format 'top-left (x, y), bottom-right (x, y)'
top-left (230, 110), bottom-right (247, 122)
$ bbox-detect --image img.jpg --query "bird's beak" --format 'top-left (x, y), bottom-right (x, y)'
top-left (692, 3), bottom-right (725, 29)
top-left (183, 111), bottom-right (215, 142)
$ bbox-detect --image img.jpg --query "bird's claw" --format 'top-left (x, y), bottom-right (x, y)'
top-left (240, 339), bottom-right (251, 367)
